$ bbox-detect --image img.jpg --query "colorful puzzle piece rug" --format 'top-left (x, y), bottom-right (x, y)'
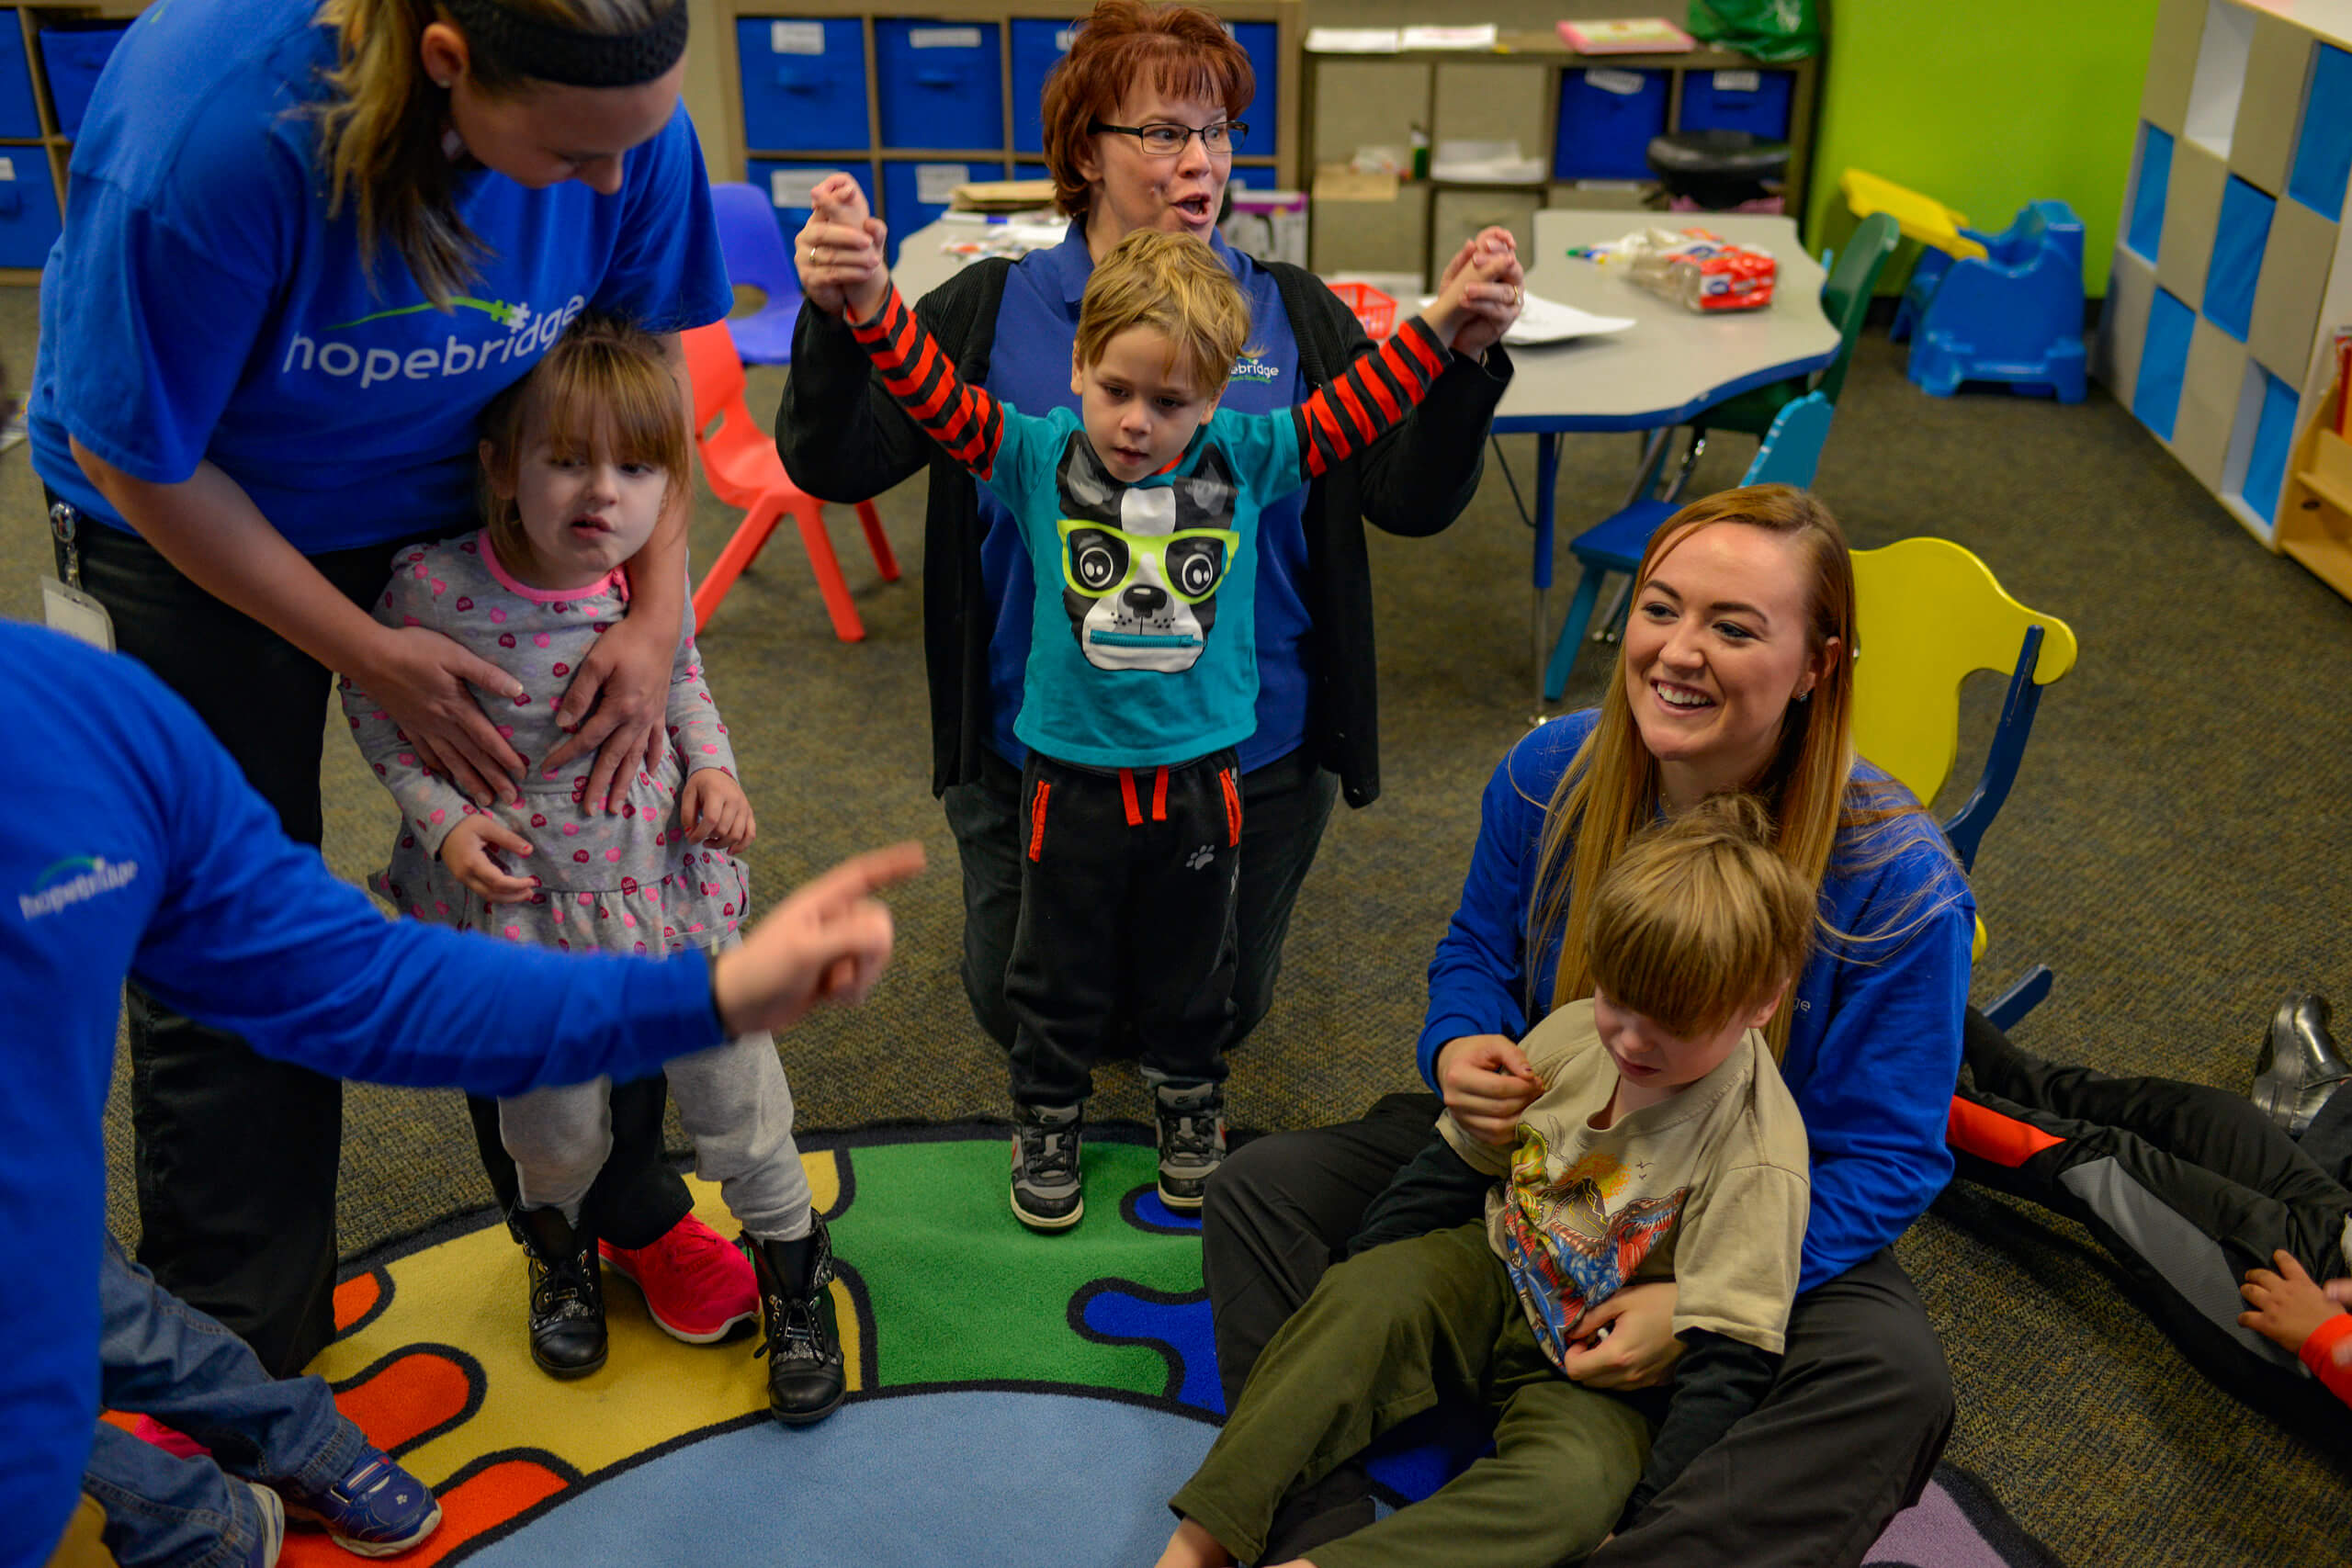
top-left (274, 1126), bottom-right (2064, 1567)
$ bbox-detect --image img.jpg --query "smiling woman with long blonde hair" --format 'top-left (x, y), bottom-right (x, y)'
top-left (1203, 484), bottom-right (1977, 1568)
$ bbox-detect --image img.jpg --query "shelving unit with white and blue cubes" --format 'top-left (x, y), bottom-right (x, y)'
top-left (2098, 0), bottom-right (2352, 597)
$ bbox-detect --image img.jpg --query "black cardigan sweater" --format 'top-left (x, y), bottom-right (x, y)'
top-left (775, 254), bottom-right (1512, 809)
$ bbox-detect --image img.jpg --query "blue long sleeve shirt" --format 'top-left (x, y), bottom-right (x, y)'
top-left (0, 623), bottom-right (726, 1568)
top-left (1417, 711), bottom-right (1974, 1296)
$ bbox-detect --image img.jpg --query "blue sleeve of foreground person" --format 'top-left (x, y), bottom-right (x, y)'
top-left (0, 622), bottom-right (725, 1568)
top-left (121, 662), bottom-right (723, 1093)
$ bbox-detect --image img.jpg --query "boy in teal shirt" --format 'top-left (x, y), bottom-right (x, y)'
top-left (812, 176), bottom-right (1496, 1227)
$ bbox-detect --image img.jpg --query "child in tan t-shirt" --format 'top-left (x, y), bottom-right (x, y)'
top-left (1156, 794), bottom-right (1814, 1568)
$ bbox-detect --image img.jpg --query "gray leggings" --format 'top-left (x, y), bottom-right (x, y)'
top-left (500, 1028), bottom-right (811, 1242)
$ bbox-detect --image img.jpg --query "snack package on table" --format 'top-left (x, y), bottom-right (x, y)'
top-left (1599, 227), bottom-right (1778, 313)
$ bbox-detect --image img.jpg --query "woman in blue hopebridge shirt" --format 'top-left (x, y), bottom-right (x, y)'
top-left (28, 0), bottom-right (738, 1383)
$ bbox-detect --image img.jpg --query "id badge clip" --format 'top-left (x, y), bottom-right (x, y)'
top-left (41, 501), bottom-right (115, 652)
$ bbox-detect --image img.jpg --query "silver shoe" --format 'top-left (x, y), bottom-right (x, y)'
top-left (2249, 993), bottom-right (2350, 1136)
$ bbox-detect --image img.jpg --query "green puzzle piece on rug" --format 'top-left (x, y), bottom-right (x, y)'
top-left (826, 1134), bottom-right (1202, 1396)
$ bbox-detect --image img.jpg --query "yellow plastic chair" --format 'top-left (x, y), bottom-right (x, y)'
top-left (1850, 536), bottom-right (2078, 1028)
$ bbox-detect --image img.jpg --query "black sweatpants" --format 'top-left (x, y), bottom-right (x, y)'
top-left (57, 510), bottom-right (686, 1374)
top-left (1003, 749), bottom-right (1242, 1107)
top-left (1202, 1091), bottom-right (1953, 1568)
top-left (945, 743), bottom-right (1338, 1061)
top-left (1949, 1010), bottom-right (2352, 1421)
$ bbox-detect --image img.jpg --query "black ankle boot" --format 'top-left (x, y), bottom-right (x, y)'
top-left (2251, 993), bottom-right (2351, 1137)
top-left (510, 1205), bottom-right (606, 1379)
top-left (747, 1217), bottom-right (846, 1426)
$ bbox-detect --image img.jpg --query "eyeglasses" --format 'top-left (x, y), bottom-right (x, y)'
top-left (1089, 118), bottom-right (1247, 157)
top-left (1057, 520), bottom-right (1240, 604)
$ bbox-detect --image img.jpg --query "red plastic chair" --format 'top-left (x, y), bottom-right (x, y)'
top-left (682, 321), bottom-right (899, 641)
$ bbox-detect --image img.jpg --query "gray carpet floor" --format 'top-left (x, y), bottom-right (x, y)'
top-left (5, 276), bottom-right (2348, 1565)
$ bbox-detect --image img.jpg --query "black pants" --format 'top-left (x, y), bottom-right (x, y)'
top-left (944, 743), bottom-right (1339, 1059)
top-left (1202, 1092), bottom-right (1954, 1568)
top-left (57, 511), bottom-right (685, 1374)
top-left (1004, 749), bottom-right (1242, 1107)
top-left (1950, 1010), bottom-right (2352, 1422)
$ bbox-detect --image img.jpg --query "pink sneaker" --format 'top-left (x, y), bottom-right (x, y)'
top-left (130, 1415), bottom-right (209, 1461)
top-left (599, 1215), bottom-right (758, 1344)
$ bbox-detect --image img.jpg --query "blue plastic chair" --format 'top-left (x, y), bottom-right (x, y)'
top-left (1542, 392), bottom-right (1835, 701)
top-left (1894, 199), bottom-right (2086, 402)
top-left (710, 182), bottom-right (805, 366)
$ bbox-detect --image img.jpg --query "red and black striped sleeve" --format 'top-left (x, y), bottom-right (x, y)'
top-left (1293, 315), bottom-right (1449, 479)
top-left (847, 285), bottom-right (1006, 480)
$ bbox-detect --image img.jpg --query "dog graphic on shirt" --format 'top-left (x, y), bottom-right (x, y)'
top-left (1055, 439), bottom-right (1240, 673)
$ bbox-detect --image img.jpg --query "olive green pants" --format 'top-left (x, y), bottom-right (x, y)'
top-left (1173, 1222), bottom-right (1656, 1568)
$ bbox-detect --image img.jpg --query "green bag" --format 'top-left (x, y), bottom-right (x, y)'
top-left (1687, 0), bottom-right (1821, 62)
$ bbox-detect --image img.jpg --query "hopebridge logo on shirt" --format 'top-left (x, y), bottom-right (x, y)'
top-left (279, 292), bottom-right (591, 390)
top-left (19, 855), bottom-right (139, 919)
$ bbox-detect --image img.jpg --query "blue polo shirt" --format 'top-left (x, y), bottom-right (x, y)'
top-left (977, 222), bottom-right (1309, 773)
top-left (28, 0), bottom-right (730, 554)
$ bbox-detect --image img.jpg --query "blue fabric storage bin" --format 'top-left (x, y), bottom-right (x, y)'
top-left (1009, 18), bottom-right (1073, 154)
top-left (1014, 162), bottom-right (1052, 184)
top-left (738, 17), bottom-right (868, 152)
top-left (0, 149), bottom-right (61, 266)
top-left (749, 159), bottom-right (874, 253)
top-left (2241, 367), bottom-right (2300, 525)
top-left (1555, 68), bottom-right (1668, 180)
top-left (882, 160), bottom-right (994, 263)
top-left (2129, 123), bottom-right (2172, 261)
top-left (1227, 21), bottom-right (1278, 158)
top-left (2203, 175), bottom-right (2273, 343)
top-left (1677, 69), bottom-right (1793, 141)
top-left (0, 12), bottom-right (40, 140)
top-left (2133, 288), bottom-right (2196, 441)
top-left (2290, 43), bottom-right (2352, 218)
top-left (39, 21), bottom-right (129, 139)
top-left (875, 20), bottom-right (1001, 151)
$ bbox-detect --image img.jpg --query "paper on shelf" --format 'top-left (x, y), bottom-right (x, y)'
top-left (1305, 27), bottom-right (1401, 52)
top-left (1399, 24), bottom-right (1498, 49)
top-left (1419, 290), bottom-right (1636, 346)
top-left (1430, 140), bottom-right (1546, 184)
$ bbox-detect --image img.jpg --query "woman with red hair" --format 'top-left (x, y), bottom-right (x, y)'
top-left (781, 1), bottom-right (1521, 1201)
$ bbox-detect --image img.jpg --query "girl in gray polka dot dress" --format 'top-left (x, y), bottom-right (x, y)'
top-left (338, 315), bottom-right (845, 1427)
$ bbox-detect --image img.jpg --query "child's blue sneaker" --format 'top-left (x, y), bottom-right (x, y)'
top-left (279, 1450), bottom-right (442, 1558)
top-left (242, 1481), bottom-right (285, 1567)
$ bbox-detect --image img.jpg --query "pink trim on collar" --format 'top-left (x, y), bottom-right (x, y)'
top-left (481, 534), bottom-right (627, 604)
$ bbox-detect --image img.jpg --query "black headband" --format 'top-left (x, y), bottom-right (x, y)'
top-left (442, 0), bottom-right (688, 89)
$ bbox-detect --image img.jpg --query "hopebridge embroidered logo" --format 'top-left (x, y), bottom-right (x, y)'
top-left (19, 855), bottom-right (139, 919)
top-left (280, 293), bottom-right (590, 390)
top-left (1227, 346), bottom-right (1281, 385)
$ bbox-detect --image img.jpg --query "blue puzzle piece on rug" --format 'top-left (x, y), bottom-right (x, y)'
top-left (1080, 1288), bottom-right (1223, 1413)
top-left (1118, 1182), bottom-right (1203, 1235)
top-left (1361, 1404), bottom-right (1494, 1504)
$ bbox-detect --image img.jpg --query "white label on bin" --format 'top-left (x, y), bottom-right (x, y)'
top-left (770, 21), bottom-right (823, 54)
top-left (916, 164), bottom-right (967, 205)
top-left (0, 158), bottom-right (16, 181)
top-left (1714, 70), bottom-right (1761, 93)
top-left (770, 169), bottom-right (834, 208)
top-left (1056, 27), bottom-right (1078, 51)
top-left (1588, 69), bottom-right (1645, 96)
top-left (910, 27), bottom-right (981, 49)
